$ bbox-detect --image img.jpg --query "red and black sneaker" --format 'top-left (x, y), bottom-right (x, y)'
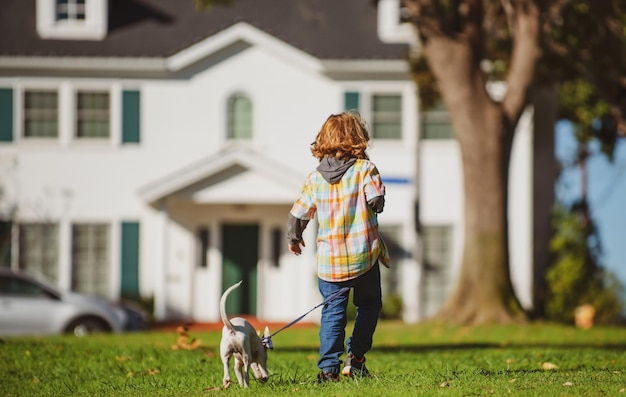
top-left (341, 353), bottom-right (371, 377)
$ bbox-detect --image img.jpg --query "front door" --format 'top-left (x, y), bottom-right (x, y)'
top-left (221, 223), bottom-right (258, 316)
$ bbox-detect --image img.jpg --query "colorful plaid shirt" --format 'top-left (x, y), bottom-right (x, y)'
top-left (290, 159), bottom-right (387, 282)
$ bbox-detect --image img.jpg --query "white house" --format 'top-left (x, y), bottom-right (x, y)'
top-left (0, 0), bottom-right (534, 324)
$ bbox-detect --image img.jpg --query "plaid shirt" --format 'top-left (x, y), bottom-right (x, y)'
top-left (290, 159), bottom-right (388, 282)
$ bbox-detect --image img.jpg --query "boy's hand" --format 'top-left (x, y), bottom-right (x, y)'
top-left (289, 240), bottom-right (305, 256)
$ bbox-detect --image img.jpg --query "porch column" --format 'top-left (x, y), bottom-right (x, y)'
top-left (154, 201), bottom-right (169, 320)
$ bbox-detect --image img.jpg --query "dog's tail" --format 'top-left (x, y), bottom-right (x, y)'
top-left (220, 280), bottom-right (243, 333)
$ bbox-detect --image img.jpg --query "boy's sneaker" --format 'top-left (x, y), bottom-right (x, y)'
top-left (341, 353), bottom-right (371, 377)
top-left (317, 371), bottom-right (340, 382)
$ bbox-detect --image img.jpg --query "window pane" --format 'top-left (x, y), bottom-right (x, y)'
top-left (72, 224), bottom-right (110, 297)
top-left (76, 92), bottom-right (110, 138)
top-left (422, 102), bottom-right (454, 139)
top-left (24, 91), bottom-right (58, 138)
top-left (422, 226), bottom-right (452, 317)
top-left (18, 223), bottom-right (59, 284)
top-left (228, 95), bottom-right (252, 140)
top-left (372, 94), bottom-right (402, 139)
top-left (56, 0), bottom-right (86, 21)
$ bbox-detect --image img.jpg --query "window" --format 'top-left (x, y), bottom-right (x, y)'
top-left (344, 91), bottom-right (404, 140)
top-left (372, 94), bottom-right (402, 139)
top-left (76, 91), bottom-right (110, 138)
top-left (23, 90), bottom-right (58, 138)
top-left (71, 223), bottom-right (109, 296)
top-left (422, 101), bottom-right (454, 139)
top-left (18, 223), bottom-right (59, 284)
top-left (421, 226), bottom-right (453, 317)
top-left (36, 0), bottom-right (107, 41)
top-left (227, 94), bottom-right (252, 140)
top-left (56, 0), bottom-right (86, 22)
top-left (0, 276), bottom-right (49, 297)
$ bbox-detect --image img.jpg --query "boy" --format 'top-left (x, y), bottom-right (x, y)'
top-left (287, 112), bottom-right (389, 381)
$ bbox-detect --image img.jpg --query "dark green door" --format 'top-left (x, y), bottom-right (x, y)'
top-left (222, 224), bottom-right (258, 316)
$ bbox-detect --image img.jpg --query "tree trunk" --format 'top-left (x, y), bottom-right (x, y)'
top-left (420, 36), bottom-right (527, 325)
top-left (530, 85), bottom-right (558, 317)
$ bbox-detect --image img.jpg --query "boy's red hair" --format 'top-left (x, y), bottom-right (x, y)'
top-left (310, 112), bottom-right (370, 160)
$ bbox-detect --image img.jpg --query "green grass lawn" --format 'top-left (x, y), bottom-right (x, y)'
top-left (1, 321), bottom-right (625, 396)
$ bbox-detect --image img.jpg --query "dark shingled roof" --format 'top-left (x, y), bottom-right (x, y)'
top-left (0, 0), bottom-right (408, 60)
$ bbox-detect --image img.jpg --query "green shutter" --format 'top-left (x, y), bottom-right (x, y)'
top-left (122, 90), bottom-right (140, 143)
top-left (344, 91), bottom-right (360, 111)
top-left (120, 221), bottom-right (140, 298)
top-left (0, 88), bottom-right (13, 142)
top-left (0, 221), bottom-right (12, 267)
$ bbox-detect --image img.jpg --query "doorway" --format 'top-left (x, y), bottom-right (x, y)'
top-left (221, 223), bottom-right (259, 316)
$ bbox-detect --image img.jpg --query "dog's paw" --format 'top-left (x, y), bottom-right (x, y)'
top-left (223, 379), bottom-right (231, 389)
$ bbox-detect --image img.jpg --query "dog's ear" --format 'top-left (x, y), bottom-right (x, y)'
top-left (263, 326), bottom-right (270, 338)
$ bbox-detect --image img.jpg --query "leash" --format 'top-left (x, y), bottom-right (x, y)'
top-left (260, 286), bottom-right (350, 350)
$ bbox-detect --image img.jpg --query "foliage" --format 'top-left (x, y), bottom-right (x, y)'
top-left (547, 204), bottom-right (624, 324)
top-left (193, 0), bottom-right (234, 10)
top-left (2, 322), bottom-right (626, 396)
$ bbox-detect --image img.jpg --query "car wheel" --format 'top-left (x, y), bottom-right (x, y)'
top-left (65, 317), bottom-right (111, 337)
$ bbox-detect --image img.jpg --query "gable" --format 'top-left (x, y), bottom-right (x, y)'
top-left (140, 147), bottom-right (303, 206)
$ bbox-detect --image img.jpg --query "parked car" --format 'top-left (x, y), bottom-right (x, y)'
top-left (0, 268), bottom-right (145, 337)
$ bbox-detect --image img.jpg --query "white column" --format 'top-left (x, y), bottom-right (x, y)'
top-left (57, 219), bottom-right (72, 291)
top-left (153, 201), bottom-right (169, 320)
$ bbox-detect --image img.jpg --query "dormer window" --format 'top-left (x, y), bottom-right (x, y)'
top-left (377, 0), bottom-right (418, 47)
top-left (56, 0), bottom-right (86, 22)
top-left (36, 0), bottom-right (107, 41)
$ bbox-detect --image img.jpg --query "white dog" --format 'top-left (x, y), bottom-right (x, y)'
top-left (220, 280), bottom-right (270, 388)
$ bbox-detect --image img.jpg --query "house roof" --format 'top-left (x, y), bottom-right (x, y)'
top-left (139, 146), bottom-right (304, 206)
top-left (0, 0), bottom-right (408, 60)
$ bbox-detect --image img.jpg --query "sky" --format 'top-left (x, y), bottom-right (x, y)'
top-left (555, 121), bottom-right (626, 297)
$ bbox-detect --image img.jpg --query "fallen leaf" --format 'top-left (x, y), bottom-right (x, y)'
top-left (144, 368), bottom-right (160, 375)
top-left (509, 379), bottom-right (517, 383)
top-left (440, 381), bottom-right (450, 388)
top-left (563, 382), bottom-right (573, 387)
top-left (489, 389), bottom-right (495, 394)
top-left (115, 355), bottom-right (131, 362)
top-left (541, 362), bottom-right (559, 370)
top-left (619, 388), bottom-right (624, 393)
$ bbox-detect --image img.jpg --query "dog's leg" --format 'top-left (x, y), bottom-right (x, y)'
top-left (234, 356), bottom-right (246, 387)
top-left (221, 353), bottom-right (232, 388)
top-left (242, 355), bottom-right (251, 388)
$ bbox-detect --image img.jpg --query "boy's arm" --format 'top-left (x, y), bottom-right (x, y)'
top-left (287, 213), bottom-right (309, 255)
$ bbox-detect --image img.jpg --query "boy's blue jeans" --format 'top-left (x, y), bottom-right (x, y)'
top-left (317, 262), bottom-right (382, 374)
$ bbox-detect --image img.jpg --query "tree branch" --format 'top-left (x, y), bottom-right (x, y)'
top-left (502, 0), bottom-right (541, 124)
